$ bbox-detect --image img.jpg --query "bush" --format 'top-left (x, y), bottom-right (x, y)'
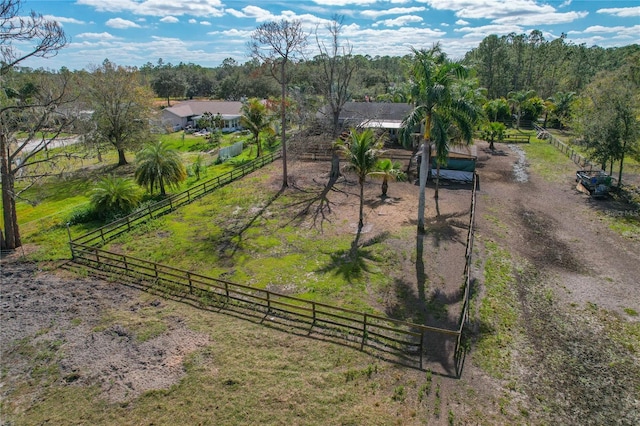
top-left (66, 204), bottom-right (101, 225)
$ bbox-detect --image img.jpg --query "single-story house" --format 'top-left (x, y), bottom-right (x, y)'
top-left (318, 102), bottom-right (412, 142)
top-left (161, 100), bottom-right (243, 132)
top-left (416, 144), bottom-right (477, 183)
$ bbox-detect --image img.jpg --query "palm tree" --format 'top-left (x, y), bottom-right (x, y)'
top-left (481, 121), bottom-right (506, 151)
top-left (548, 91), bottom-right (576, 129)
top-left (134, 140), bottom-right (186, 196)
top-left (507, 89), bottom-right (537, 129)
top-left (91, 175), bottom-right (141, 218)
top-left (240, 98), bottom-right (273, 158)
top-left (400, 44), bottom-right (479, 232)
top-left (334, 128), bottom-right (384, 241)
top-left (371, 158), bottom-right (405, 197)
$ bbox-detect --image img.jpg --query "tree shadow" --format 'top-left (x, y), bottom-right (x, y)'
top-left (316, 246), bottom-right (378, 284)
top-left (216, 187), bottom-right (285, 260)
top-left (283, 175), bottom-right (355, 232)
top-left (424, 208), bottom-right (470, 248)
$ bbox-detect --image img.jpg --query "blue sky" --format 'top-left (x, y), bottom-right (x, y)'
top-left (17, 0), bottom-right (640, 70)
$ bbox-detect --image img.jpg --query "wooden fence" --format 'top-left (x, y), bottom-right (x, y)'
top-left (73, 151), bottom-right (281, 247)
top-left (533, 124), bottom-right (595, 170)
top-left (69, 158), bottom-right (478, 376)
top-left (503, 134), bottom-right (530, 144)
top-left (69, 242), bottom-right (461, 370)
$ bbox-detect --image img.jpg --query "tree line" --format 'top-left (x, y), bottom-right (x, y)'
top-left (2, 0), bottom-right (639, 250)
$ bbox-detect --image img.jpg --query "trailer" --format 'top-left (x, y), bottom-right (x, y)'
top-left (576, 170), bottom-right (613, 198)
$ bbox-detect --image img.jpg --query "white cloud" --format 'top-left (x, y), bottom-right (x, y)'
top-left (76, 32), bottom-right (118, 40)
top-left (43, 15), bottom-right (86, 25)
top-left (361, 7), bottom-right (427, 19)
top-left (77, 0), bottom-right (224, 17)
top-left (597, 7), bottom-right (640, 18)
top-left (455, 23), bottom-right (524, 38)
top-left (455, 19), bottom-right (468, 25)
top-left (374, 15), bottom-right (424, 27)
top-left (200, 21), bottom-right (212, 26)
top-left (160, 16), bottom-right (179, 23)
top-left (311, 0), bottom-right (377, 6)
top-left (441, 22), bottom-right (449, 27)
top-left (424, 0), bottom-right (587, 24)
top-left (105, 18), bottom-right (141, 29)
top-left (493, 11), bottom-right (588, 26)
top-left (188, 18), bottom-right (197, 24)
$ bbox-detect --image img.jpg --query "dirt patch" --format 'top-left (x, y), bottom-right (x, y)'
top-left (0, 256), bottom-right (209, 404)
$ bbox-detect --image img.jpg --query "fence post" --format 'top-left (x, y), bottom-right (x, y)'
top-left (266, 291), bottom-right (271, 313)
top-left (100, 228), bottom-right (105, 244)
top-left (123, 255), bottom-right (128, 273)
top-left (66, 223), bottom-right (74, 259)
top-left (187, 272), bottom-right (193, 294)
top-left (95, 248), bottom-right (100, 264)
top-left (361, 314), bottom-right (368, 350)
top-left (148, 205), bottom-right (153, 220)
top-left (154, 263), bottom-right (158, 278)
top-left (312, 302), bottom-right (316, 326)
top-left (420, 330), bottom-right (424, 370)
top-left (225, 281), bottom-right (230, 302)
top-left (127, 216), bottom-right (131, 232)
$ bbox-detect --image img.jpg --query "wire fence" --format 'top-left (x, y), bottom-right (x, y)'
top-left (534, 124), bottom-right (596, 170)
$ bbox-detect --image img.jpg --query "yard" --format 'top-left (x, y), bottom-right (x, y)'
top-left (1, 137), bottom-right (639, 424)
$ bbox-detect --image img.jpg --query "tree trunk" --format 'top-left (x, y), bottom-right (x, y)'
top-left (417, 141), bottom-right (429, 234)
top-left (117, 148), bottom-right (128, 166)
top-left (434, 163), bottom-right (441, 201)
top-left (381, 178), bottom-right (388, 197)
top-left (1, 135), bottom-right (20, 249)
top-left (618, 154), bottom-right (625, 188)
top-left (329, 150), bottom-right (341, 182)
top-left (280, 63), bottom-right (288, 189)
top-left (256, 133), bottom-right (262, 158)
top-left (160, 179), bottom-right (166, 196)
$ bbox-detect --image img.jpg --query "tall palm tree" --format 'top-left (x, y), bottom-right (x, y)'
top-left (370, 158), bottom-right (405, 197)
top-left (400, 44), bottom-right (479, 232)
top-left (334, 128), bottom-right (384, 242)
top-left (548, 91), bottom-right (576, 129)
top-left (241, 98), bottom-right (273, 158)
top-left (134, 140), bottom-right (186, 196)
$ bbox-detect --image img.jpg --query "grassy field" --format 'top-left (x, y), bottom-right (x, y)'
top-left (3, 127), bottom-right (639, 425)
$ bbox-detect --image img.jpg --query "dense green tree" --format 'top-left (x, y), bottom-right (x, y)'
top-left (547, 91), bottom-right (576, 129)
top-left (572, 64), bottom-right (640, 187)
top-left (151, 67), bottom-right (187, 106)
top-left (89, 59), bottom-right (153, 166)
top-left (134, 141), bottom-right (186, 196)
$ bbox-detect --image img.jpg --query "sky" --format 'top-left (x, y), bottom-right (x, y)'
top-left (14, 0), bottom-right (640, 71)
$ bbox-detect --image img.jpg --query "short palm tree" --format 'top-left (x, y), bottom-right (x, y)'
top-left (241, 98), bottom-right (273, 158)
top-left (507, 89), bottom-right (537, 129)
top-left (135, 140), bottom-right (186, 196)
top-left (334, 128), bottom-right (384, 237)
top-left (91, 175), bottom-right (141, 218)
top-left (481, 121), bottom-right (506, 151)
top-left (371, 158), bottom-right (406, 197)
